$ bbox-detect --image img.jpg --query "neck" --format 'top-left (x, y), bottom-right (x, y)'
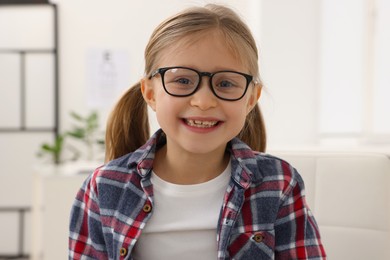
top-left (153, 144), bottom-right (230, 185)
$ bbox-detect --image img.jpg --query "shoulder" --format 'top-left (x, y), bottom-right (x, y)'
top-left (79, 152), bottom-right (147, 213)
top-left (253, 152), bottom-right (298, 179)
top-left (229, 138), bottom-right (304, 194)
top-left (253, 152), bottom-right (305, 197)
top-left (86, 152), bottom-right (141, 195)
top-left (87, 130), bottom-right (162, 196)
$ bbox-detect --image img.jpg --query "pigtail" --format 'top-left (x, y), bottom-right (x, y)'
top-left (238, 103), bottom-right (266, 152)
top-left (105, 83), bottom-right (149, 162)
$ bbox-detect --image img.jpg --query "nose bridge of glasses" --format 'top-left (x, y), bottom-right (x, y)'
top-left (191, 73), bottom-right (218, 107)
top-left (199, 71), bottom-right (213, 78)
top-left (197, 71), bottom-right (214, 88)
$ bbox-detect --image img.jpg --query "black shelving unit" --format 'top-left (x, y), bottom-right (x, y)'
top-left (0, 1), bottom-right (59, 259)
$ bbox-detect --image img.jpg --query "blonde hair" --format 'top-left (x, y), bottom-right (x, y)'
top-left (105, 4), bottom-right (266, 162)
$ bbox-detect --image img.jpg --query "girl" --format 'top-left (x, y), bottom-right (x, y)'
top-left (69, 4), bottom-right (326, 260)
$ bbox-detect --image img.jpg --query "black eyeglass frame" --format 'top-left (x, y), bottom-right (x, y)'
top-left (148, 66), bottom-right (254, 101)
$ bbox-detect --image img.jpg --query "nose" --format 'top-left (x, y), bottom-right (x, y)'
top-left (189, 78), bottom-right (217, 110)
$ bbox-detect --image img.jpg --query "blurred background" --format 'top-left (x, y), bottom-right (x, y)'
top-left (0, 0), bottom-right (389, 259)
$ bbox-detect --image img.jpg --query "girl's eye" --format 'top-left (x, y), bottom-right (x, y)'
top-left (175, 78), bottom-right (191, 85)
top-left (215, 80), bottom-right (238, 89)
top-left (217, 80), bottom-right (234, 88)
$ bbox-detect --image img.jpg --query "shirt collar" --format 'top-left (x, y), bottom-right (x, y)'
top-left (126, 129), bottom-right (165, 177)
top-left (227, 138), bottom-right (263, 189)
top-left (127, 129), bottom-right (263, 189)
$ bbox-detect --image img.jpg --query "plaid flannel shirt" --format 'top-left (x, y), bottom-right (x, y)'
top-left (69, 129), bottom-right (326, 259)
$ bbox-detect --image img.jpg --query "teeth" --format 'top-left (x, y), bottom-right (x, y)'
top-left (186, 119), bottom-right (218, 128)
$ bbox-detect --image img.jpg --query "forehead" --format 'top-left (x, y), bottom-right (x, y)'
top-left (155, 29), bottom-right (248, 71)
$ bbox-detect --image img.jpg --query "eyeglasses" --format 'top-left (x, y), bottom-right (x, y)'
top-left (148, 66), bottom-right (253, 101)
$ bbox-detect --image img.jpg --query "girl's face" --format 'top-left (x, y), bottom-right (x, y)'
top-left (142, 30), bottom-right (261, 158)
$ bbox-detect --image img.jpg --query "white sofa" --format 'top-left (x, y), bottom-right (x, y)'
top-left (272, 151), bottom-right (390, 260)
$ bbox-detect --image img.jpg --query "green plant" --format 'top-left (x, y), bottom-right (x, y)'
top-left (37, 134), bottom-right (66, 165)
top-left (67, 111), bottom-right (105, 160)
top-left (37, 111), bottom-right (104, 165)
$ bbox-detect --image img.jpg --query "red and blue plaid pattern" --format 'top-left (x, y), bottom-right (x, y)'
top-left (69, 129), bottom-right (326, 259)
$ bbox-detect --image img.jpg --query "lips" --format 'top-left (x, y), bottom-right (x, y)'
top-left (184, 119), bottom-right (219, 128)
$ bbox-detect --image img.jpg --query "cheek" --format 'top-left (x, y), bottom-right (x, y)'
top-left (155, 102), bottom-right (170, 126)
top-left (153, 88), bottom-right (170, 111)
top-left (232, 99), bottom-right (250, 116)
top-left (227, 103), bottom-right (248, 126)
top-left (154, 95), bottom-right (182, 124)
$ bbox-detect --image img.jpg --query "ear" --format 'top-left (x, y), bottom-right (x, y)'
top-left (141, 78), bottom-right (156, 111)
top-left (246, 82), bottom-right (262, 114)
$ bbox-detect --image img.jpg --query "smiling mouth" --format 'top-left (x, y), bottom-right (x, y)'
top-left (184, 119), bottom-right (219, 128)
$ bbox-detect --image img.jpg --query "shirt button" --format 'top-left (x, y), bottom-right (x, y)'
top-left (143, 203), bottom-right (152, 213)
top-left (253, 232), bottom-right (264, 243)
top-left (119, 247), bottom-right (127, 256)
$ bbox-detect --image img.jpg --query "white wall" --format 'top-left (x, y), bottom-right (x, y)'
top-left (259, 0), bottom-right (321, 148)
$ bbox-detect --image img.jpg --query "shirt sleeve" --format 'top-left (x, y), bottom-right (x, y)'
top-left (274, 170), bottom-right (327, 259)
top-left (68, 169), bottom-right (109, 259)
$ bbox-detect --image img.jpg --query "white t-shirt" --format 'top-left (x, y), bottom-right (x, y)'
top-left (132, 162), bottom-right (231, 260)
